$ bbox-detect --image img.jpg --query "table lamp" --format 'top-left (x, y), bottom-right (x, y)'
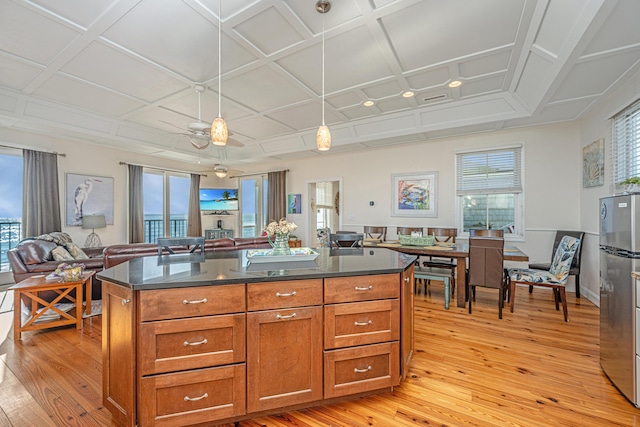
top-left (82, 214), bottom-right (106, 248)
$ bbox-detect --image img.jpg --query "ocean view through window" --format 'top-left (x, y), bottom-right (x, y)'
top-left (0, 151), bottom-right (23, 272)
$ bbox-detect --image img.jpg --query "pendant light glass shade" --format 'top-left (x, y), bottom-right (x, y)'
top-left (211, 116), bottom-right (228, 146)
top-left (316, 125), bottom-right (331, 151)
top-left (214, 165), bottom-right (228, 178)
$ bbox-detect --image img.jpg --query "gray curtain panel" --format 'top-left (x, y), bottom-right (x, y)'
top-left (128, 164), bottom-right (145, 243)
top-left (22, 149), bottom-right (61, 237)
top-left (187, 173), bottom-right (202, 237)
top-left (267, 170), bottom-right (287, 223)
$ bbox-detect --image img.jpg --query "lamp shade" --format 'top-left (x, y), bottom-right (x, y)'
top-left (82, 214), bottom-right (106, 230)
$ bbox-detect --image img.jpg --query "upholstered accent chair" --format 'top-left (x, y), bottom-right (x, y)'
top-left (508, 235), bottom-right (581, 322)
top-left (527, 230), bottom-right (585, 297)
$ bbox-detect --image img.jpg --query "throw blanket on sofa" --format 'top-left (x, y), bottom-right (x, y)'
top-left (35, 232), bottom-right (74, 247)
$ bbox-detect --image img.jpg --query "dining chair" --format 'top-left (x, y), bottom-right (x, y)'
top-left (422, 227), bottom-right (457, 296)
top-left (467, 236), bottom-right (506, 318)
top-left (329, 233), bottom-right (364, 248)
top-left (396, 227), bottom-right (423, 237)
top-left (157, 236), bottom-right (205, 255)
top-left (527, 230), bottom-right (585, 298)
top-left (363, 226), bottom-right (387, 242)
top-left (508, 235), bottom-right (580, 322)
top-left (469, 228), bottom-right (504, 237)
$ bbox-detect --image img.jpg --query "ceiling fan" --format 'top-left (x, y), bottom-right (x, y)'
top-left (180, 85), bottom-right (244, 150)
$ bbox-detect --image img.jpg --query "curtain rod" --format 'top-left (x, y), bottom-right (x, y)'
top-left (119, 161), bottom-right (207, 177)
top-left (0, 143), bottom-right (66, 157)
top-left (229, 169), bottom-right (289, 179)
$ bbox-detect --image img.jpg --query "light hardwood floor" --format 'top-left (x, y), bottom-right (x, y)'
top-left (0, 284), bottom-right (638, 426)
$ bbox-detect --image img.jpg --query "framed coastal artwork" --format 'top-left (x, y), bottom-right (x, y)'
top-left (391, 171), bottom-right (438, 217)
top-left (583, 138), bottom-right (604, 188)
top-left (288, 193), bottom-right (301, 214)
top-left (65, 173), bottom-right (114, 226)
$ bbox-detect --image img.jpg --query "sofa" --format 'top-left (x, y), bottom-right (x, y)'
top-left (7, 236), bottom-right (105, 301)
top-left (103, 236), bottom-right (271, 268)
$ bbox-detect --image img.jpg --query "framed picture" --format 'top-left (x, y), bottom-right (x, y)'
top-left (65, 173), bottom-right (114, 226)
top-left (391, 171), bottom-right (438, 217)
top-left (288, 193), bottom-right (301, 214)
top-left (583, 138), bottom-right (604, 188)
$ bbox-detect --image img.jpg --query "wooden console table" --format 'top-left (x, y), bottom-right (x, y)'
top-left (10, 271), bottom-right (94, 341)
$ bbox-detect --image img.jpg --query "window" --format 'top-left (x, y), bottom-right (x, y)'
top-left (142, 170), bottom-right (190, 243)
top-left (0, 151), bottom-right (23, 272)
top-left (612, 98), bottom-right (640, 186)
top-left (456, 146), bottom-right (523, 238)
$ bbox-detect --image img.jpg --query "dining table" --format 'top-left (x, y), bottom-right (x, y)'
top-left (365, 240), bottom-right (529, 308)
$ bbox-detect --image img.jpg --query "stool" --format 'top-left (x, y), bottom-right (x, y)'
top-left (414, 267), bottom-right (451, 310)
top-left (10, 272), bottom-right (94, 341)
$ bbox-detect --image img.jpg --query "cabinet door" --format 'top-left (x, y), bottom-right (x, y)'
top-left (102, 281), bottom-right (136, 427)
top-left (247, 306), bottom-right (323, 412)
top-left (401, 266), bottom-right (414, 380)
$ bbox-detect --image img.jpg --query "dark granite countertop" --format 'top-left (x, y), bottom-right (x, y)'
top-left (97, 247), bottom-right (417, 290)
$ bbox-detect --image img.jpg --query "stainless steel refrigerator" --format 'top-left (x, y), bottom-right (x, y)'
top-left (599, 194), bottom-right (639, 407)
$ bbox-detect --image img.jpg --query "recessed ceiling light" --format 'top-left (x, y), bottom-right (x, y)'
top-left (449, 80), bottom-right (462, 88)
top-left (363, 100), bottom-right (375, 107)
top-left (402, 91), bottom-right (415, 98)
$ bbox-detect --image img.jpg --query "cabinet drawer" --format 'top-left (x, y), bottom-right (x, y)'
top-left (325, 299), bottom-right (400, 349)
top-left (325, 274), bottom-right (399, 304)
top-left (139, 364), bottom-right (245, 427)
top-left (324, 342), bottom-right (400, 399)
top-left (139, 314), bottom-right (245, 376)
top-left (248, 279), bottom-right (323, 311)
top-left (139, 284), bottom-right (245, 321)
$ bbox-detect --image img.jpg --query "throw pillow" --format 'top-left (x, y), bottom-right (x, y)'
top-left (51, 246), bottom-right (74, 261)
top-left (67, 242), bottom-right (89, 260)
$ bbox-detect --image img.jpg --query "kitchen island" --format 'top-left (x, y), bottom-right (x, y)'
top-left (98, 247), bottom-right (416, 427)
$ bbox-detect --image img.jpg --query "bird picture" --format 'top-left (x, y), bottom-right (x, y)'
top-left (74, 178), bottom-right (101, 222)
top-left (65, 174), bottom-right (113, 226)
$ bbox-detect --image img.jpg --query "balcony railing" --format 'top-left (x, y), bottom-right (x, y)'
top-left (1, 220), bottom-right (22, 272)
top-left (144, 218), bottom-right (188, 243)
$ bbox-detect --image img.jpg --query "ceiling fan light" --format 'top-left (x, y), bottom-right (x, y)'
top-left (211, 116), bottom-right (228, 146)
top-left (189, 135), bottom-right (210, 150)
top-left (316, 125), bottom-right (331, 151)
top-left (214, 165), bottom-right (228, 178)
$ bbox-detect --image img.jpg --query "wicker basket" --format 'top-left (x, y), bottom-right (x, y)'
top-left (398, 235), bottom-right (435, 246)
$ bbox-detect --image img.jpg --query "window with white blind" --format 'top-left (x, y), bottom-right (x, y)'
top-left (456, 146), bottom-right (524, 238)
top-left (612, 98), bottom-right (640, 187)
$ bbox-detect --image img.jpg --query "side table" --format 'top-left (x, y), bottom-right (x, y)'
top-left (10, 271), bottom-right (95, 341)
top-left (289, 239), bottom-right (302, 248)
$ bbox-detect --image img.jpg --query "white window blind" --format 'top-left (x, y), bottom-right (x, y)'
top-left (316, 181), bottom-right (334, 206)
top-left (612, 98), bottom-right (640, 184)
top-left (456, 146), bottom-right (522, 195)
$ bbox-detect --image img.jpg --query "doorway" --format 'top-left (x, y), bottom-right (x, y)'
top-left (307, 179), bottom-right (342, 247)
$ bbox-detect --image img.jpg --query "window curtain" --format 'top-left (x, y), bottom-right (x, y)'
top-left (267, 170), bottom-right (287, 222)
top-left (22, 149), bottom-right (61, 237)
top-left (128, 164), bottom-right (144, 243)
top-left (187, 173), bottom-right (202, 237)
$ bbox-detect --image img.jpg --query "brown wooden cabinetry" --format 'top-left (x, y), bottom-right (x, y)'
top-left (102, 267), bottom-right (413, 426)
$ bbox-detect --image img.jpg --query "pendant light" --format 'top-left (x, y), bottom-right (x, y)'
top-left (316, 0), bottom-right (331, 151)
top-left (211, 0), bottom-right (228, 146)
top-left (214, 165), bottom-right (228, 178)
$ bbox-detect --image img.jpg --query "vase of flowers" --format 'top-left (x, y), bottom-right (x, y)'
top-left (264, 218), bottom-right (298, 256)
top-left (52, 262), bottom-right (85, 282)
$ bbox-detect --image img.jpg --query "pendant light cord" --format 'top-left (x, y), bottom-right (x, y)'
top-left (218, 0), bottom-right (222, 119)
top-left (321, 13), bottom-right (325, 126)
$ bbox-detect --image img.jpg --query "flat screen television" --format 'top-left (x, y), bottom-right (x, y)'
top-left (199, 188), bottom-right (239, 211)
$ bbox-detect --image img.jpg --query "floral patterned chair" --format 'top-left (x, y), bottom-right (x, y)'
top-left (507, 235), bottom-right (580, 322)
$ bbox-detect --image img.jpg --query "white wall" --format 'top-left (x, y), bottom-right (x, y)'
top-left (579, 68), bottom-right (640, 306)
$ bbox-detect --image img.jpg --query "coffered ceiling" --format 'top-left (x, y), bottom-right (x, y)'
top-left (0, 0), bottom-right (638, 167)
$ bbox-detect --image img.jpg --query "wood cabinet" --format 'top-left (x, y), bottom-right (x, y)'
top-left (103, 269), bottom-right (412, 426)
top-left (323, 274), bottom-right (401, 398)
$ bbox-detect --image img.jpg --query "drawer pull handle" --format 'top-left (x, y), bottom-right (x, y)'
top-left (354, 320), bottom-right (372, 326)
top-left (122, 299), bottom-right (131, 305)
top-left (404, 277), bottom-right (410, 283)
top-left (354, 365), bottom-right (372, 373)
top-left (354, 285), bottom-right (373, 291)
top-left (183, 338), bottom-right (208, 347)
top-left (276, 291), bottom-right (297, 297)
top-left (183, 298), bottom-right (207, 305)
top-left (276, 313), bottom-right (297, 320)
top-left (184, 392), bottom-right (208, 402)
